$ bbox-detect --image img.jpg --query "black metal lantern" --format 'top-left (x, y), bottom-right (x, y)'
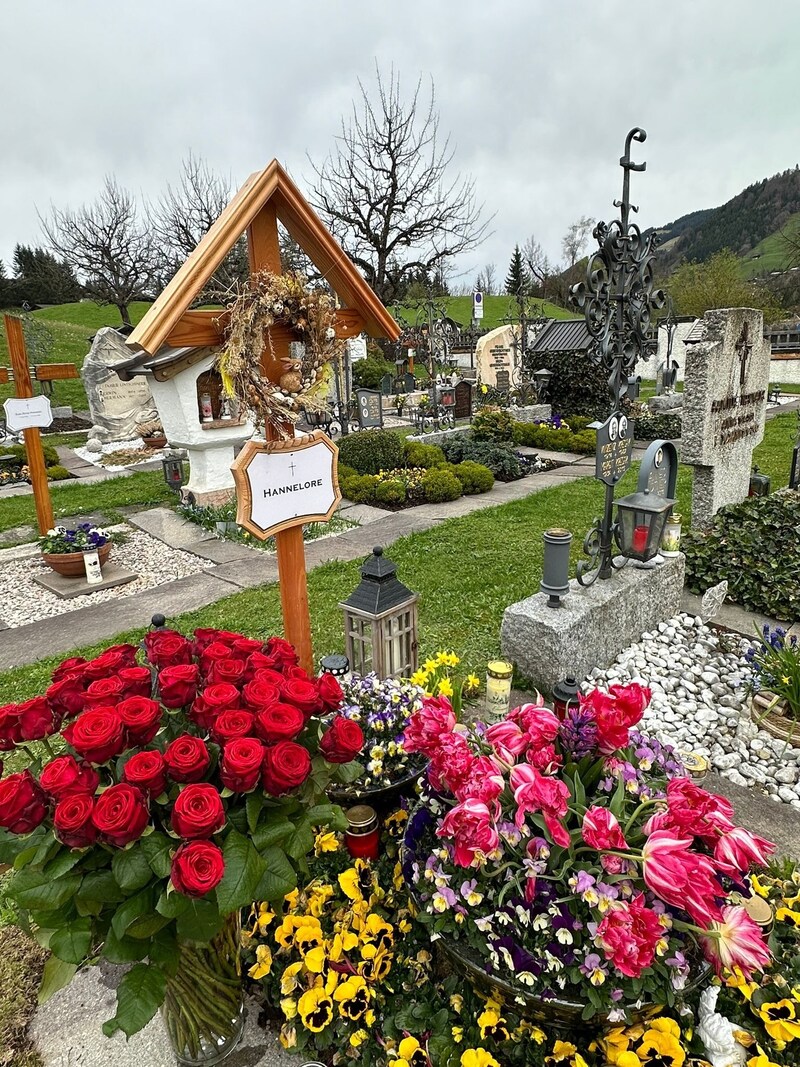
top-left (552, 675), bottom-right (580, 720)
top-left (339, 547), bottom-right (419, 679)
top-left (319, 653), bottom-right (350, 677)
top-left (626, 375), bottom-right (642, 401)
top-left (533, 367), bottom-right (554, 401)
top-left (749, 466), bottom-right (771, 497)
top-left (615, 487), bottom-right (677, 562)
top-left (161, 455), bottom-right (185, 492)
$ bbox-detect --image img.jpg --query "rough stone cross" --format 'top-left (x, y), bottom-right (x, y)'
top-left (736, 322), bottom-right (753, 389)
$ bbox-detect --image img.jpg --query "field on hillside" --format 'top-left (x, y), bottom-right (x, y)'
top-left (740, 211), bottom-right (800, 278)
top-left (389, 294), bottom-right (576, 331)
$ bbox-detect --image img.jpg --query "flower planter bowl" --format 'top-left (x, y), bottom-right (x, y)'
top-left (42, 541), bottom-right (112, 578)
top-left (750, 692), bottom-right (800, 746)
top-left (143, 434), bottom-right (168, 450)
top-left (328, 761), bottom-right (427, 818)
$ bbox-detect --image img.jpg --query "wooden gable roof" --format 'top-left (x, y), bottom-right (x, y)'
top-left (126, 160), bottom-right (399, 359)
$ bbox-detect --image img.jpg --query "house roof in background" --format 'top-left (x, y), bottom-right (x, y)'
top-left (531, 318), bottom-right (594, 353)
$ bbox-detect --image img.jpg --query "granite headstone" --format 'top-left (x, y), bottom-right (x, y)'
top-left (82, 327), bottom-right (158, 442)
top-left (475, 324), bottom-right (515, 390)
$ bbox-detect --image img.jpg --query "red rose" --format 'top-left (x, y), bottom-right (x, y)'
top-left (0, 771), bottom-right (47, 833)
top-left (171, 783), bottom-right (225, 838)
top-left (284, 665), bottom-right (312, 682)
top-left (40, 755), bottom-right (99, 800)
top-left (317, 673), bottom-right (344, 713)
top-left (191, 682), bottom-right (241, 728)
top-left (199, 641), bottom-right (241, 678)
top-left (62, 706), bottom-right (126, 764)
top-left (211, 710), bottom-right (255, 747)
top-left (54, 793), bottom-right (97, 849)
top-left (82, 646), bottom-right (137, 681)
top-left (119, 666), bottom-right (153, 698)
top-left (242, 677), bottom-right (281, 711)
top-left (262, 741), bottom-right (311, 795)
top-left (193, 628), bottom-right (232, 652)
top-left (207, 658), bottom-right (247, 688)
top-left (144, 630), bottom-right (193, 670)
top-left (0, 704), bottom-right (22, 751)
top-left (164, 734), bottom-right (210, 783)
top-left (254, 703), bottom-right (305, 743)
top-left (171, 840), bottom-right (225, 897)
top-left (46, 675), bottom-right (87, 719)
top-left (92, 783), bottom-right (149, 847)
top-left (244, 653), bottom-right (278, 679)
top-left (52, 656), bottom-right (87, 683)
top-left (84, 676), bottom-right (125, 709)
top-left (265, 636), bottom-right (299, 669)
top-left (118, 696), bottom-right (162, 746)
top-left (158, 664), bottom-right (199, 708)
top-left (17, 696), bottom-right (61, 742)
top-left (220, 737), bottom-right (264, 792)
top-left (252, 667), bottom-right (286, 687)
top-left (122, 750), bottom-right (167, 796)
top-left (280, 678), bottom-right (322, 718)
top-left (319, 716), bottom-right (364, 764)
top-left (231, 637), bottom-right (264, 658)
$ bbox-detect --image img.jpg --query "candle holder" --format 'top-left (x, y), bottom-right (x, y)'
top-left (485, 660), bottom-right (514, 719)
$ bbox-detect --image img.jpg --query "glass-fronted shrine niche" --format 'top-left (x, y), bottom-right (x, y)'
top-left (196, 368), bottom-right (241, 426)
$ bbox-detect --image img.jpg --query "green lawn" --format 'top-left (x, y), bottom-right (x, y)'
top-left (31, 300), bottom-right (152, 329)
top-left (389, 295), bottom-right (576, 332)
top-left (740, 212), bottom-right (800, 279)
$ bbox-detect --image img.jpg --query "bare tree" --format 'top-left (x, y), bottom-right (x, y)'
top-left (522, 234), bottom-right (557, 299)
top-left (481, 263), bottom-right (497, 295)
top-left (41, 177), bottom-right (155, 325)
top-left (308, 65), bottom-right (491, 304)
top-left (561, 215), bottom-right (595, 272)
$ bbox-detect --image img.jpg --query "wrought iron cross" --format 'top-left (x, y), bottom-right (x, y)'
top-left (735, 322), bottom-right (753, 389)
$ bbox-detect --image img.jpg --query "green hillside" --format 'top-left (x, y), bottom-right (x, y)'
top-left (33, 300), bottom-right (152, 329)
top-left (390, 294), bottom-right (576, 331)
top-left (740, 211), bottom-right (800, 278)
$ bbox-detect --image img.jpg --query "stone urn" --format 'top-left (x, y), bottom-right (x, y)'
top-left (42, 542), bottom-right (112, 578)
top-left (750, 691), bottom-right (800, 746)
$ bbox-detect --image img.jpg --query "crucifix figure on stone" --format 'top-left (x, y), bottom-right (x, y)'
top-left (736, 321), bottom-right (753, 390)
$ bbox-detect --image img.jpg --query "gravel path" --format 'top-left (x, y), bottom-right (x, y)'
top-left (0, 529), bottom-right (213, 627)
top-left (585, 612), bottom-right (800, 809)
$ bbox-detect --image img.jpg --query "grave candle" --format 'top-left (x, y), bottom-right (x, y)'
top-left (345, 804), bottom-right (379, 860)
top-left (486, 660), bottom-right (514, 719)
top-left (632, 525), bottom-right (649, 554)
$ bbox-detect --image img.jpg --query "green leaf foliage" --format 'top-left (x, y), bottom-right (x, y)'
top-left (112, 845), bottom-right (154, 893)
top-left (216, 830), bottom-right (266, 915)
top-left (102, 963), bottom-right (167, 1038)
top-left (253, 846), bottom-right (297, 903)
top-left (140, 831), bottom-right (174, 879)
top-left (38, 956), bottom-right (78, 1005)
top-left (49, 918), bottom-right (93, 965)
top-left (10, 869), bottom-right (82, 912)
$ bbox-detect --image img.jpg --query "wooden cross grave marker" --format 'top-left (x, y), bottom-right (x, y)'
top-left (1, 314), bottom-right (79, 535)
top-left (123, 161), bottom-right (400, 673)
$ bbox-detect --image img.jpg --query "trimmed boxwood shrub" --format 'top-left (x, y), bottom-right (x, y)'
top-left (634, 409), bottom-right (682, 441)
top-left (470, 406), bottom-right (513, 443)
top-left (421, 468), bottom-right (462, 503)
top-left (341, 473), bottom-right (379, 503)
top-left (373, 478), bottom-right (407, 506)
top-left (403, 441), bottom-right (446, 469)
top-left (351, 355), bottom-right (395, 390)
top-left (47, 465), bottom-right (72, 481)
top-left (512, 421), bottom-right (596, 454)
top-left (440, 437), bottom-right (526, 481)
top-left (683, 489), bottom-right (800, 622)
top-left (0, 442), bottom-right (61, 468)
top-left (338, 429), bottom-right (405, 475)
top-left (454, 460), bottom-right (494, 494)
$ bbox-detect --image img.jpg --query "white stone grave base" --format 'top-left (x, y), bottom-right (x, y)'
top-left (182, 442), bottom-right (242, 505)
top-left (501, 554), bottom-right (685, 694)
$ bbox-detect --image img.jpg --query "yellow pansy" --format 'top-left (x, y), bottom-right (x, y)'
top-left (547, 1041), bottom-right (577, 1062)
top-left (350, 1029), bottom-right (369, 1048)
top-left (461, 1049), bottom-right (500, 1067)
top-left (294, 923), bottom-right (324, 956)
top-left (280, 996), bottom-right (297, 1020)
top-left (598, 1027), bottom-right (632, 1064)
top-left (280, 961), bottom-right (304, 995)
top-left (297, 986), bottom-right (334, 1033)
top-left (648, 1018), bottom-right (681, 1040)
top-left (727, 966), bottom-right (759, 1001)
top-left (275, 914), bottom-right (320, 950)
top-left (279, 1024), bottom-right (296, 1049)
top-left (637, 1026), bottom-right (686, 1066)
top-left (284, 888), bottom-right (300, 910)
top-left (616, 1055), bottom-right (641, 1067)
top-left (452, 1026), bottom-right (464, 1043)
top-left (333, 974), bottom-right (371, 1020)
top-left (360, 913), bottom-right (394, 952)
top-left (389, 1035), bottom-right (428, 1067)
top-left (437, 677), bottom-right (454, 698)
top-left (776, 906), bottom-right (800, 928)
top-left (750, 873), bottom-right (770, 898)
top-left (477, 1008), bottom-right (509, 1040)
top-left (338, 867), bottom-right (364, 901)
top-left (358, 943), bottom-right (392, 981)
top-left (573, 1057), bottom-right (590, 1067)
top-left (308, 883), bottom-right (335, 918)
top-left (314, 831), bottom-right (340, 855)
top-left (252, 902), bottom-right (275, 934)
top-left (450, 993), bottom-right (463, 1012)
top-left (758, 1000), bottom-right (800, 1042)
top-left (747, 1048), bottom-right (782, 1067)
top-left (248, 944), bottom-right (273, 980)
top-left (303, 944), bottom-right (327, 974)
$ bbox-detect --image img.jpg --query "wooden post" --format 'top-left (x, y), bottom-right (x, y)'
top-left (3, 315), bottom-right (54, 535)
top-left (246, 205), bottom-right (315, 674)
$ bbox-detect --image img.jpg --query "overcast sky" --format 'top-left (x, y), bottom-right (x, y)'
top-left (3, 0), bottom-right (799, 291)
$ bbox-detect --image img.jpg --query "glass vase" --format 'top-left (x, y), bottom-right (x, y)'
top-left (161, 912), bottom-right (245, 1066)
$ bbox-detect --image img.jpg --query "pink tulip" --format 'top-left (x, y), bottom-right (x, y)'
top-left (508, 703), bottom-right (560, 749)
top-left (596, 894), bottom-right (665, 978)
top-left (582, 806), bottom-right (628, 852)
top-left (700, 904), bottom-right (771, 979)
top-left (485, 720), bottom-right (528, 762)
top-left (402, 696), bottom-right (456, 757)
top-left (642, 829), bottom-right (723, 926)
top-left (662, 777), bottom-right (736, 843)
top-left (437, 798), bottom-right (500, 868)
top-left (510, 764), bottom-right (571, 844)
top-left (455, 755), bottom-right (504, 806)
top-left (714, 826), bottom-right (775, 878)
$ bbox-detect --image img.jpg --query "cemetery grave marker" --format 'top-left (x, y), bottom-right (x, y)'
top-left (356, 388), bottom-right (383, 429)
top-left (453, 379), bottom-right (473, 419)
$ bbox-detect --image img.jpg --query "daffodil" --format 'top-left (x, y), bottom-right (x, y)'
top-left (465, 672), bottom-right (481, 691)
top-left (758, 999), bottom-right (800, 1042)
top-left (437, 677), bottom-right (454, 698)
top-left (297, 986), bottom-right (334, 1033)
top-left (248, 943), bottom-right (273, 979)
top-left (314, 831), bottom-right (339, 855)
top-left (461, 1049), bottom-right (500, 1067)
top-left (410, 669), bottom-right (428, 687)
top-left (333, 974), bottom-right (371, 1020)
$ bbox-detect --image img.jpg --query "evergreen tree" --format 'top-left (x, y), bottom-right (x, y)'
top-left (505, 245), bottom-right (529, 295)
top-left (12, 245), bottom-right (82, 306)
top-left (0, 260), bottom-right (14, 309)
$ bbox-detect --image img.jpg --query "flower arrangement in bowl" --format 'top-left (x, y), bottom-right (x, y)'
top-left (38, 522), bottom-right (113, 577)
top-left (0, 628), bottom-right (364, 1064)
top-left (401, 684), bottom-right (775, 1030)
top-left (746, 624), bottom-right (800, 744)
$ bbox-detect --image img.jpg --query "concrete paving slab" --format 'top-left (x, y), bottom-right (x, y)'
top-left (212, 557), bottom-right (280, 589)
top-left (129, 507), bottom-right (215, 549)
top-left (336, 502), bottom-right (386, 525)
top-left (186, 539), bottom-right (266, 564)
top-left (31, 964), bottom-right (295, 1067)
top-left (0, 523), bottom-right (36, 545)
top-left (0, 573), bottom-right (238, 669)
top-left (32, 563), bottom-right (139, 599)
top-left (681, 589), bottom-right (797, 636)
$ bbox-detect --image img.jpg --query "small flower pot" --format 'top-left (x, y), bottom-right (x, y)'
top-left (42, 541), bottom-right (112, 578)
top-left (143, 434), bottom-right (168, 450)
top-left (750, 691), bottom-right (800, 746)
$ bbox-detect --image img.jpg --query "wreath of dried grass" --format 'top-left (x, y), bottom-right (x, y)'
top-left (217, 270), bottom-right (343, 435)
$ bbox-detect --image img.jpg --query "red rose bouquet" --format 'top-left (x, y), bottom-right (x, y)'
top-left (0, 628), bottom-right (363, 1056)
top-left (402, 684), bottom-right (774, 1025)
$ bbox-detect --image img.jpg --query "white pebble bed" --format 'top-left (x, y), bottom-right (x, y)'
top-left (0, 528), bottom-right (212, 627)
top-left (585, 612), bottom-right (800, 809)
top-left (75, 437), bottom-right (166, 471)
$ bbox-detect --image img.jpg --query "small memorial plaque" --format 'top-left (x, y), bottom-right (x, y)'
top-left (637, 439), bottom-right (678, 499)
top-left (454, 380), bottom-right (473, 419)
top-left (356, 388), bottom-right (383, 429)
top-left (3, 395), bottom-right (52, 431)
top-left (594, 410), bottom-right (633, 486)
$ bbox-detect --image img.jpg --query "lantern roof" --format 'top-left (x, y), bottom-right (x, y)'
top-left (339, 546), bottom-right (417, 617)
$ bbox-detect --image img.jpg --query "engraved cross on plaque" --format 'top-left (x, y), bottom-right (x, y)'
top-left (736, 322), bottom-right (753, 389)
